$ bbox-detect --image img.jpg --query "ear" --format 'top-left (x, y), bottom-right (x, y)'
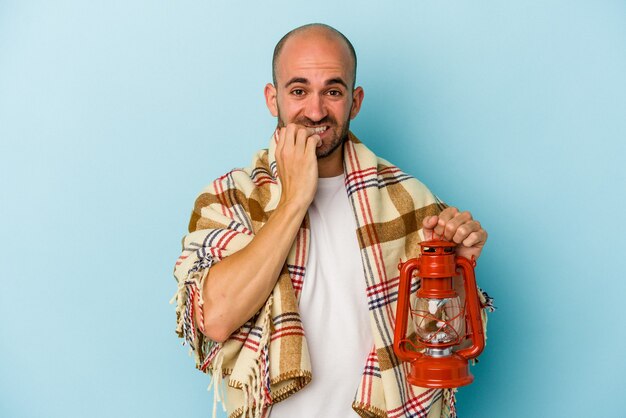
top-left (349, 86), bottom-right (364, 120)
top-left (264, 83), bottom-right (278, 117)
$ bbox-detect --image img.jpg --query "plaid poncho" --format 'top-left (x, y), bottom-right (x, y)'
top-left (173, 131), bottom-right (492, 418)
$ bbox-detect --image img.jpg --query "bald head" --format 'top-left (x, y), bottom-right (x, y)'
top-left (272, 24), bottom-right (357, 89)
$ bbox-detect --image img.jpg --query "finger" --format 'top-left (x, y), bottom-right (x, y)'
top-left (437, 207), bottom-right (460, 223)
top-left (275, 128), bottom-right (286, 168)
top-left (314, 134), bottom-right (323, 148)
top-left (434, 208), bottom-right (458, 237)
top-left (452, 220), bottom-right (482, 244)
top-left (295, 127), bottom-right (310, 154)
top-left (422, 215), bottom-right (439, 230)
top-left (439, 210), bottom-right (472, 240)
top-left (273, 127), bottom-right (280, 145)
top-left (277, 127), bottom-right (286, 153)
top-left (462, 229), bottom-right (487, 248)
top-left (305, 134), bottom-right (321, 154)
top-left (421, 215), bottom-right (439, 241)
top-left (285, 123), bottom-right (302, 149)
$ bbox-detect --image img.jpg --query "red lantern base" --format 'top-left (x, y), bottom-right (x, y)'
top-left (407, 353), bottom-right (474, 388)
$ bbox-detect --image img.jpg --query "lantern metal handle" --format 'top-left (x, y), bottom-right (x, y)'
top-left (455, 256), bottom-right (485, 360)
top-left (393, 257), bottom-right (423, 363)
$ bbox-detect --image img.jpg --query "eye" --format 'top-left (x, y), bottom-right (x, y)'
top-left (327, 89), bottom-right (342, 97)
top-left (291, 89), bottom-right (306, 96)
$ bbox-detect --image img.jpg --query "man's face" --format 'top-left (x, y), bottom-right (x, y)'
top-left (265, 32), bottom-right (364, 159)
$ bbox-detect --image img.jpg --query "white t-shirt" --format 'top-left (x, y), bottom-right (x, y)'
top-left (270, 173), bottom-right (374, 417)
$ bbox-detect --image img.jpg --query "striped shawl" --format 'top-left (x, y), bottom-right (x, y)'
top-left (173, 132), bottom-right (491, 418)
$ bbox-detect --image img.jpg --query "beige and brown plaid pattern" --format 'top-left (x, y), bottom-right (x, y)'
top-left (173, 132), bottom-right (491, 418)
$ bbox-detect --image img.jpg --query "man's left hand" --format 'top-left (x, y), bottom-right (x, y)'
top-left (422, 207), bottom-right (488, 260)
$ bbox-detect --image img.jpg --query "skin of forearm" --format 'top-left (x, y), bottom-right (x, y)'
top-left (195, 200), bottom-right (308, 342)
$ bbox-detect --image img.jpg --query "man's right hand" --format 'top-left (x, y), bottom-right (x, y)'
top-left (275, 124), bottom-right (321, 211)
top-left (196, 124), bottom-right (322, 342)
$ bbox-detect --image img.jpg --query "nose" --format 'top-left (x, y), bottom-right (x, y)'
top-left (303, 93), bottom-right (328, 123)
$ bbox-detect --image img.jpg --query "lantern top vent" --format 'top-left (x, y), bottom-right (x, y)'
top-left (420, 239), bottom-right (457, 255)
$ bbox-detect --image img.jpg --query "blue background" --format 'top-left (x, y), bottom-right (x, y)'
top-left (1, 1), bottom-right (625, 417)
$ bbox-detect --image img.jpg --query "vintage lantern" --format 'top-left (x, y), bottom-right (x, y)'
top-left (393, 239), bottom-right (485, 388)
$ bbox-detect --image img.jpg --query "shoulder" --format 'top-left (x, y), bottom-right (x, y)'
top-left (201, 148), bottom-right (273, 195)
top-left (190, 147), bottom-right (276, 227)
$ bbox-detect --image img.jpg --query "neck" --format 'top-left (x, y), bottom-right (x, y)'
top-left (317, 145), bottom-right (344, 177)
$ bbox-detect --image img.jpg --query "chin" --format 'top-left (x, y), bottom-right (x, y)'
top-left (316, 138), bottom-right (344, 159)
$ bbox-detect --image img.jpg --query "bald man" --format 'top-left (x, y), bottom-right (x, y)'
top-left (182, 24), bottom-right (488, 417)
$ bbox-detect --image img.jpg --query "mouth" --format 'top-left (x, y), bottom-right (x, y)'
top-left (310, 126), bottom-right (330, 135)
